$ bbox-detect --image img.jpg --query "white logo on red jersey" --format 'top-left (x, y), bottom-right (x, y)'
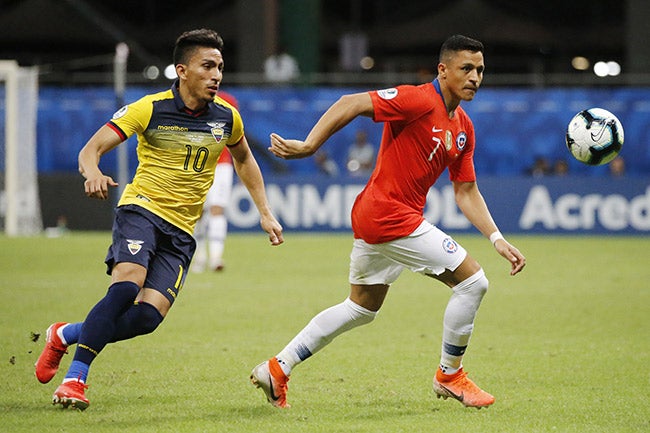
top-left (377, 88), bottom-right (398, 100)
top-left (429, 126), bottom-right (443, 161)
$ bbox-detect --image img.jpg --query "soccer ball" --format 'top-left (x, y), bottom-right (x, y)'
top-left (565, 108), bottom-right (624, 166)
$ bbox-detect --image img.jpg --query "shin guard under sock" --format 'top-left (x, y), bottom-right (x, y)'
top-left (111, 302), bottom-right (164, 342)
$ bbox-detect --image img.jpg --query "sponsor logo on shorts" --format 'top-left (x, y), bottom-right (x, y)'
top-left (126, 239), bottom-right (144, 255)
top-left (442, 237), bottom-right (458, 254)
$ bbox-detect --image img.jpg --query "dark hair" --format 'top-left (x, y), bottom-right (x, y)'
top-left (173, 29), bottom-right (224, 65)
top-left (439, 35), bottom-right (484, 62)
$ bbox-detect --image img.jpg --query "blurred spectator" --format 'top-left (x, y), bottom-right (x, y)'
top-left (609, 156), bottom-right (626, 176)
top-left (315, 150), bottom-right (339, 177)
top-left (346, 130), bottom-right (375, 176)
top-left (264, 45), bottom-right (300, 83)
top-left (553, 159), bottom-right (569, 176)
top-left (526, 156), bottom-right (551, 177)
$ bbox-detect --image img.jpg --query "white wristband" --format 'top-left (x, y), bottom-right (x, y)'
top-left (489, 231), bottom-right (504, 245)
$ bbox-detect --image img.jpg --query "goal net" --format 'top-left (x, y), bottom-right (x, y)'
top-left (0, 60), bottom-right (42, 236)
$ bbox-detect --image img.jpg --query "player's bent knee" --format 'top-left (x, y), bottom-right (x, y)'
top-left (455, 269), bottom-right (489, 297)
top-left (474, 273), bottom-right (489, 296)
top-left (134, 302), bottom-right (164, 335)
top-left (106, 281), bottom-right (140, 303)
top-left (345, 297), bottom-right (377, 326)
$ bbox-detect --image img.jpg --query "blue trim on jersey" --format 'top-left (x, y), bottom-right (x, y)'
top-left (170, 80), bottom-right (186, 111)
top-left (432, 78), bottom-right (448, 108)
top-left (170, 80), bottom-right (208, 116)
top-left (154, 80), bottom-right (235, 133)
top-left (433, 77), bottom-right (441, 94)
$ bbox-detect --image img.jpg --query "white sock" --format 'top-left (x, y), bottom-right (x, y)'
top-left (439, 269), bottom-right (488, 374)
top-left (193, 239), bottom-right (207, 272)
top-left (276, 297), bottom-right (376, 375)
top-left (208, 214), bottom-right (227, 268)
top-left (192, 216), bottom-right (208, 271)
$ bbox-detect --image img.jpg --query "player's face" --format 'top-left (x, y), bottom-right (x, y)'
top-left (177, 47), bottom-right (224, 109)
top-left (439, 50), bottom-right (484, 102)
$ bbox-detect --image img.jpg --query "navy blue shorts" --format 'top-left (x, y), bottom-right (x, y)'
top-left (105, 204), bottom-right (196, 305)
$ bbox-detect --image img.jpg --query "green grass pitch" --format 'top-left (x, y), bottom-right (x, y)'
top-left (1, 232), bottom-right (648, 432)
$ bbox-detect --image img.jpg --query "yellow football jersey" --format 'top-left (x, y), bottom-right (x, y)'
top-left (108, 84), bottom-right (243, 234)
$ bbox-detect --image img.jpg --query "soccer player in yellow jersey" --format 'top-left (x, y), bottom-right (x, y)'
top-left (34, 29), bottom-right (283, 410)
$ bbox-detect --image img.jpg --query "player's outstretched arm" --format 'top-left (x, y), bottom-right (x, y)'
top-left (269, 92), bottom-right (374, 160)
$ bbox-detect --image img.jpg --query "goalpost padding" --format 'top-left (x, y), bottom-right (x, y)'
top-left (0, 60), bottom-right (42, 236)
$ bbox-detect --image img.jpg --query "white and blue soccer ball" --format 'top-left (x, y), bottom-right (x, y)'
top-left (565, 107), bottom-right (624, 166)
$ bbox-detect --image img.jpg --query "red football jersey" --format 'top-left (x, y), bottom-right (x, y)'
top-left (217, 146), bottom-right (232, 164)
top-left (351, 80), bottom-right (476, 244)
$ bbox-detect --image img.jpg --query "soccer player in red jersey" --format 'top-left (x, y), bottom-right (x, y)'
top-left (251, 35), bottom-right (526, 409)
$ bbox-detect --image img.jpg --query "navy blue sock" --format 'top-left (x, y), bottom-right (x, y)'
top-left (70, 281), bottom-right (140, 367)
top-left (63, 302), bottom-right (163, 383)
top-left (111, 302), bottom-right (163, 342)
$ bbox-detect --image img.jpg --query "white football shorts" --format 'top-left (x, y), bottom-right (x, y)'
top-left (349, 220), bottom-right (467, 285)
top-left (205, 162), bottom-right (234, 208)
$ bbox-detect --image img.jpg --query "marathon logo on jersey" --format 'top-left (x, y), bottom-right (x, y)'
top-left (377, 88), bottom-right (398, 100)
top-left (157, 125), bottom-right (189, 131)
top-left (208, 121), bottom-right (226, 143)
top-left (126, 239), bottom-right (144, 255)
top-left (112, 105), bottom-right (128, 119)
top-left (442, 237), bottom-right (458, 254)
top-left (456, 132), bottom-right (467, 151)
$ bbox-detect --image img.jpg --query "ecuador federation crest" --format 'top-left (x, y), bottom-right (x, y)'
top-left (208, 121), bottom-right (226, 143)
top-left (126, 239), bottom-right (144, 255)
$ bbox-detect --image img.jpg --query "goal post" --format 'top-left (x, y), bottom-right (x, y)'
top-left (0, 60), bottom-right (42, 236)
